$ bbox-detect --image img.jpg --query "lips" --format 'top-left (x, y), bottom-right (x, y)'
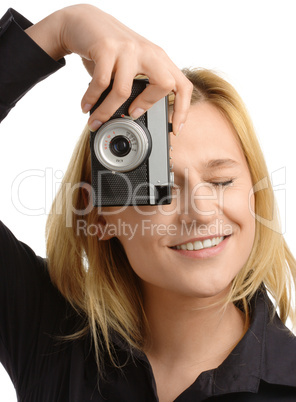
top-left (170, 235), bottom-right (231, 258)
top-left (173, 236), bottom-right (225, 251)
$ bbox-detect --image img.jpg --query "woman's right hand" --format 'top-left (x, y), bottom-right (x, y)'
top-left (25, 4), bottom-right (192, 135)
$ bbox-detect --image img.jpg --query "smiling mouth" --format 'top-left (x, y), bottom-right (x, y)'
top-left (171, 236), bottom-right (230, 251)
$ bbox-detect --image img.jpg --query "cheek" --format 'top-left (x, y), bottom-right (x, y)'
top-left (119, 235), bottom-right (161, 285)
top-left (224, 183), bottom-right (256, 257)
top-left (223, 183), bottom-right (254, 222)
top-left (223, 184), bottom-right (256, 250)
top-left (115, 214), bottom-right (173, 285)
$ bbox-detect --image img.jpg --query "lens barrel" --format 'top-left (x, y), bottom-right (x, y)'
top-left (93, 118), bottom-right (151, 172)
top-left (110, 135), bottom-right (131, 157)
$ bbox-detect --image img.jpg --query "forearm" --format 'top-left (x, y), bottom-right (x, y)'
top-left (0, 9), bottom-right (65, 122)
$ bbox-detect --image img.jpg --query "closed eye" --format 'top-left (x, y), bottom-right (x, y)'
top-left (210, 179), bottom-right (234, 187)
top-left (172, 179), bottom-right (235, 191)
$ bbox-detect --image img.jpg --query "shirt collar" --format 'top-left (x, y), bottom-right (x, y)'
top-left (177, 288), bottom-right (296, 399)
top-left (110, 288), bottom-right (296, 399)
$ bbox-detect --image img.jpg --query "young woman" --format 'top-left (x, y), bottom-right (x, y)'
top-left (1, 4), bottom-right (295, 402)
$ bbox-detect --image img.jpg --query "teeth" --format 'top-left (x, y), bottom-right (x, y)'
top-left (176, 237), bottom-right (225, 251)
top-left (203, 239), bottom-right (212, 248)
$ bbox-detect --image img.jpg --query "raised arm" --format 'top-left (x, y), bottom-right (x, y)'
top-left (1, 4), bottom-right (192, 135)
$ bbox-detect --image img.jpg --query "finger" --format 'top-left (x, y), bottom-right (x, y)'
top-left (171, 77), bottom-right (193, 136)
top-left (126, 45), bottom-right (185, 120)
top-left (128, 74), bottom-right (176, 120)
top-left (81, 55), bottom-right (115, 115)
top-left (88, 59), bottom-right (137, 129)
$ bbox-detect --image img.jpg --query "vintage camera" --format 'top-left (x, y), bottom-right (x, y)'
top-left (90, 79), bottom-right (174, 206)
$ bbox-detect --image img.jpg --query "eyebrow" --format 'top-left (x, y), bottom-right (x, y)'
top-left (203, 158), bottom-right (239, 170)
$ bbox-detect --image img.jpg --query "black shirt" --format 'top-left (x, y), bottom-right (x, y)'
top-left (1, 9), bottom-right (296, 402)
top-left (0, 8), bottom-right (65, 122)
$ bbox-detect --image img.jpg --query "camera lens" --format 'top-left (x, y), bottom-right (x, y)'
top-left (93, 118), bottom-right (151, 172)
top-left (110, 136), bottom-right (131, 157)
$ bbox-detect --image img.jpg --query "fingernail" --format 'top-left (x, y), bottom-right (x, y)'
top-left (130, 108), bottom-right (145, 120)
top-left (175, 123), bottom-right (184, 137)
top-left (82, 103), bottom-right (93, 114)
top-left (89, 120), bottom-right (103, 132)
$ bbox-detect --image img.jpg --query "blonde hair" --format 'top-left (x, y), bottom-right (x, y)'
top-left (46, 68), bottom-right (296, 375)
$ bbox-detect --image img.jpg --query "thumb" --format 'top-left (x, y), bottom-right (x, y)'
top-left (82, 58), bottom-right (95, 77)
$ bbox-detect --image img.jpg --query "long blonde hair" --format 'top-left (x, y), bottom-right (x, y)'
top-left (188, 69), bottom-right (296, 318)
top-left (46, 68), bottom-right (296, 375)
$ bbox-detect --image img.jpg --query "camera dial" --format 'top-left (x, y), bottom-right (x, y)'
top-left (94, 118), bottom-right (151, 172)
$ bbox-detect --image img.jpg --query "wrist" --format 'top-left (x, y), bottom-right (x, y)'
top-left (25, 9), bottom-right (70, 61)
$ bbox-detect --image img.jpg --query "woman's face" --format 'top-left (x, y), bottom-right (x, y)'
top-left (102, 102), bottom-right (256, 300)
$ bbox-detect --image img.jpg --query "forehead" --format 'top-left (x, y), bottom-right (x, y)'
top-left (170, 102), bottom-right (247, 173)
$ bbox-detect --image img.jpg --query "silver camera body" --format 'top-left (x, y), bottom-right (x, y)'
top-left (90, 79), bottom-right (174, 206)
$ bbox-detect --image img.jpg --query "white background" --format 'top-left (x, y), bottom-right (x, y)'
top-left (1, 0), bottom-right (296, 400)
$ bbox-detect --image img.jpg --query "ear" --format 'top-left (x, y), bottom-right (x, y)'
top-left (81, 184), bottom-right (116, 241)
top-left (96, 215), bottom-right (114, 241)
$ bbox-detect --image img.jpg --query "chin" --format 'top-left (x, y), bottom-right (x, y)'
top-left (179, 278), bottom-right (233, 300)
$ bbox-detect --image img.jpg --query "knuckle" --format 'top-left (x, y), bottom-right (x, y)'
top-left (122, 39), bottom-right (137, 54)
top-left (142, 42), bottom-right (167, 61)
top-left (98, 37), bottom-right (116, 53)
top-left (184, 79), bottom-right (194, 93)
top-left (175, 76), bottom-right (193, 99)
top-left (95, 75), bottom-right (111, 90)
top-left (114, 83), bottom-right (132, 99)
top-left (161, 77), bottom-right (176, 91)
top-left (153, 43), bottom-right (167, 56)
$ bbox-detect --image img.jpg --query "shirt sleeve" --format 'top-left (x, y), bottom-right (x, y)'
top-left (0, 221), bottom-right (71, 391)
top-left (0, 8), bottom-right (65, 122)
